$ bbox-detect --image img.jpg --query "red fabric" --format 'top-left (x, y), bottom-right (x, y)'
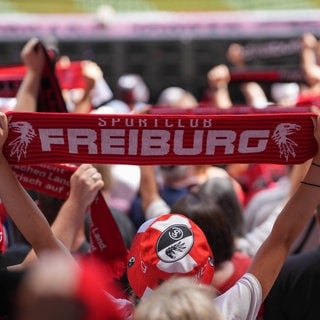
top-left (37, 42), bottom-right (67, 113)
top-left (55, 61), bottom-right (86, 90)
top-left (151, 105), bottom-right (314, 115)
top-left (90, 192), bottom-right (128, 279)
top-left (0, 202), bottom-right (7, 222)
top-left (74, 256), bottom-right (123, 320)
top-left (296, 92), bottom-right (320, 107)
top-left (0, 65), bottom-right (24, 98)
top-left (4, 111), bottom-right (318, 166)
top-left (230, 69), bottom-right (304, 83)
top-left (215, 251), bottom-right (252, 294)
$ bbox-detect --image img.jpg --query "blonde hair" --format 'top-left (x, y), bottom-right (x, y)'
top-left (134, 276), bottom-right (223, 320)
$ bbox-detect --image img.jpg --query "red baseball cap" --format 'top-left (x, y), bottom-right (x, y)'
top-left (127, 213), bottom-right (215, 299)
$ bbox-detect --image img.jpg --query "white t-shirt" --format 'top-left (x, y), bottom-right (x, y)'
top-left (214, 273), bottom-right (262, 320)
top-left (109, 273), bottom-right (262, 320)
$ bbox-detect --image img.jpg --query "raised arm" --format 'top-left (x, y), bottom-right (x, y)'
top-left (206, 64), bottom-right (233, 109)
top-left (249, 114), bottom-right (320, 300)
top-left (72, 61), bottom-right (104, 113)
top-left (301, 33), bottom-right (318, 70)
top-left (51, 164), bottom-right (104, 249)
top-left (139, 165), bottom-right (170, 220)
top-left (14, 38), bottom-right (45, 112)
top-left (18, 164), bottom-right (104, 268)
top-left (0, 113), bottom-right (70, 263)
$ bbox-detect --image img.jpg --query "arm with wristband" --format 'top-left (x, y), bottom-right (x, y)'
top-left (248, 114), bottom-right (320, 300)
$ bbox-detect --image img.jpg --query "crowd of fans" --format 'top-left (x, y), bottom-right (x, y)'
top-left (0, 32), bottom-right (320, 319)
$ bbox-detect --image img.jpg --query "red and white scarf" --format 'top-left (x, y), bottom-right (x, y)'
top-left (4, 111), bottom-right (317, 166)
top-left (2, 109), bottom-right (318, 277)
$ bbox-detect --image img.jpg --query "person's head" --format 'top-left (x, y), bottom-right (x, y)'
top-left (127, 213), bottom-right (215, 300)
top-left (159, 165), bottom-right (194, 188)
top-left (116, 74), bottom-right (149, 106)
top-left (157, 87), bottom-right (198, 109)
top-left (134, 276), bottom-right (223, 320)
top-left (35, 192), bottom-right (65, 225)
top-left (171, 191), bottom-right (234, 266)
top-left (15, 252), bottom-right (122, 320)
top-left (226, 42), bottom-right (245, 67)
top-left (198, 176), bottom-right (244, 238)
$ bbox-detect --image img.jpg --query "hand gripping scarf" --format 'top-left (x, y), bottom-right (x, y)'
top-left (11, 162), bottom-right (128, 280)
top-left (3, 111), bottom-right (317, 166)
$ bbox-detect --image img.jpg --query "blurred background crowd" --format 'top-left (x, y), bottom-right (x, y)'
top-left (0, 0), bottom-right (320, 103)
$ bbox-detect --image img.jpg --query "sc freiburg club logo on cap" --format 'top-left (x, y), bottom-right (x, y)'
top-left (156, 224), bottom-right (194, 263)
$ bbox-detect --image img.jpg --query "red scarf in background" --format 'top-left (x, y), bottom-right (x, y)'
top-left (0, 42), bottom-right (67, 113)
top-left (4, 111), bottom-right (317, 166)
top-left (55, 60), bottom-right (86, 90)
top-left (11, 163), bottom-right (128, 279)
top-left (230, 69), bottom-right (305, 83)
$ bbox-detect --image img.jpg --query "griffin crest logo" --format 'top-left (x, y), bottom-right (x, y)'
top-left (8, 121), bottom-right (36, 161)
top-left (272, 123), bottom-right (301, 161)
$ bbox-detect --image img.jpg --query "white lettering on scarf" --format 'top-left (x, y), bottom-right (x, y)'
top-left (38, 128), bottom-right (271, 156)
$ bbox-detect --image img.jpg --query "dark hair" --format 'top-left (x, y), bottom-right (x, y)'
top-left (171, 191), bottom-right (234, 265)
top-left (198, 176), bottom-right (244, 238)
